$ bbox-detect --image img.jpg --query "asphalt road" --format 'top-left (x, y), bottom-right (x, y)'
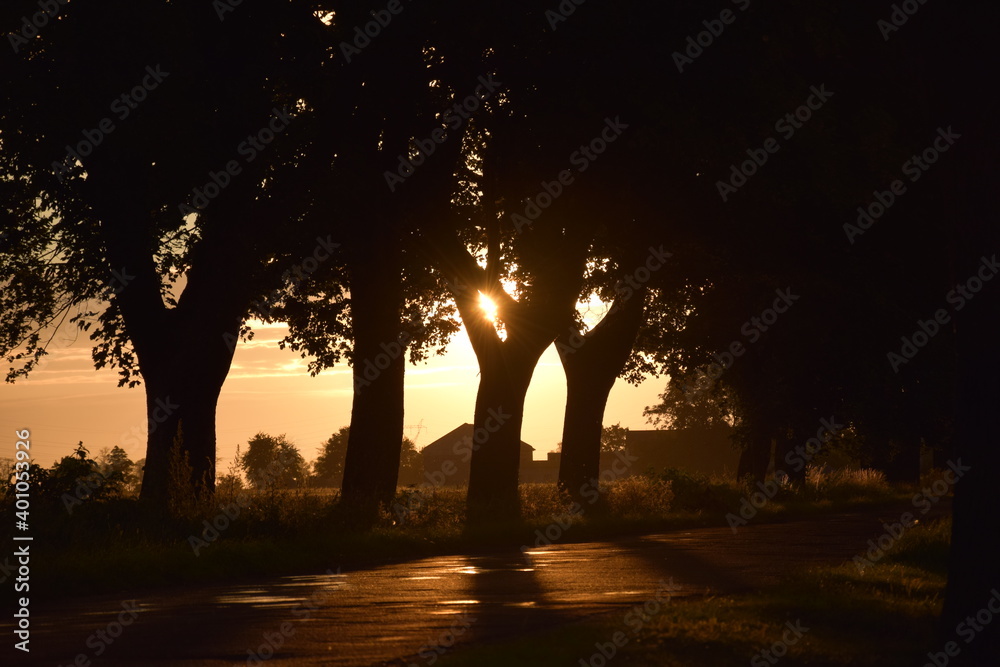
top-left (2, 501), bottom-right (950, 666)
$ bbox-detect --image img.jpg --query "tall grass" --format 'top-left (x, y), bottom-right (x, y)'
top-left (3, 464), bottom-right (923, 599)
top-left (806, 464), bottom-right (892, 500)
top-left (604, 475), bottom-right (674, 519)
top-left (2, 463), bottom-right (901, 550)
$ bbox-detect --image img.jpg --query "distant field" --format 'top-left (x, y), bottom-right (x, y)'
top-left (1, 465), bottom-right (934, 599)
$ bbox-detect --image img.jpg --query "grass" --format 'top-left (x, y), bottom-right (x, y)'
top-left (431, 517), bottom-right (951, 666)
top-left (0, 466), bottom-right (924, 599)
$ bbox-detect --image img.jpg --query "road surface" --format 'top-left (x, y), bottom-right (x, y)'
top-left (2, 501), bottom-right (949, 666)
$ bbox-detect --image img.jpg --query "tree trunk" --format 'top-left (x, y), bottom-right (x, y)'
top-left (139, 373), bottom-right (223, 505)
top-left (426, 222), bottom-right (586, 525)
top-left (940, 151), bottom-right (1000, 666)
top-left (341, 233), bottom-right (406, 525)
top-left (136, 309), bottom-right (242, 507)
top-left (881, 439), bottom-right (922, 485)
top-left (777, 420), bottom-right (811, 486)
top-left (918, 4), bottom-right (999, 662)
top-left (557, 289), bottom-right (646, 501)
top-left (737, 428), bottom-right (771, 483)
top-left (941, 262), bottom-right (1000, 665)
top-left (466, 346), bottom-right (535, 523)
top-left (99, 213), bottom-right (244, 510)
top-left (558, 378), bottom-right (611, 499)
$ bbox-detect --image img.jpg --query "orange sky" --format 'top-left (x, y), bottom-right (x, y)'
top-left (0, 317), bottom-right (665, 471)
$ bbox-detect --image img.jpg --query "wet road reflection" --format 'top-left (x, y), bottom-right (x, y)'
top-left (2, 503), bottom-right (946, 666)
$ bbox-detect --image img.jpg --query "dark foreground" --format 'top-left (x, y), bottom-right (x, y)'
top-left (2, 501), bottom-right (950, 666)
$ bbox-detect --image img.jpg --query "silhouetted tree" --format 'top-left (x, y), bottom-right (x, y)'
top-left (398, 437), bottom-right (423, 486)
top-left (313, 427), bottom-right (350, 488)
top-left (239, 433), bottom-right (307, 490)
top-left (97, 446), bottom-right (135, 479)
top-left (0, 1), bottom-right (337, 508)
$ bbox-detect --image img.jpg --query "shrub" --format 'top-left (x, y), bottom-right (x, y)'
top-left (806, 465), bottom-right (890, 501)
top-left (883, 517), bottom-right (951, 573)
top-left (520, 483), bottom-right (573, 521)
top-left (385, 486), bottom-right (466, 531)
top-left (604, 474), bottom-right (674, 520)
top-left (653, 468), bottom-right (748, 513)
top-left (657, 468), bottom-right (710, 511)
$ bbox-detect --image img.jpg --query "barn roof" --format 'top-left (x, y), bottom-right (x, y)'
top-left (421, 423), bottom-right (536, 456)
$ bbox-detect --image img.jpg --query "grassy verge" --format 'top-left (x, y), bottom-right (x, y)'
top-left (4, 467), bottom-right (927, 599)
top-left (432, 518), bottom-right (951, 666)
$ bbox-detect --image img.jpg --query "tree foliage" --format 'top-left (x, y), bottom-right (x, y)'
top-left (313, 427), bottom-right (422, 488)
top-left (239, 433), bottom-right (307, 490)
top-left (600, 424), bottom-right (629, 454)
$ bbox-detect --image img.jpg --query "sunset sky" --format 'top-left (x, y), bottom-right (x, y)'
top-left (0, 313), bottom-right (665, 471)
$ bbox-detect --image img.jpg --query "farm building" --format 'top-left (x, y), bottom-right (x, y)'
top-left (625, 427), bottom-right (739, 479)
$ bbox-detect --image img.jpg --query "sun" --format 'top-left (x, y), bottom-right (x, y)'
top-left (478, 292), bottom-right (499, 323)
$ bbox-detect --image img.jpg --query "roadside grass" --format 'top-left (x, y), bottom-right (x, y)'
top-left (3, 466), bottom-right (924, 599)
top-left (431, 517), bottom-right (951, 666)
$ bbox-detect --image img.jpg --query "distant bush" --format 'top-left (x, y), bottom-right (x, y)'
top-left (385, 477), bottom-right (679, 532)
top-left (239, 433), bottom-right (308, 490)
top-left (604, 474), bottom-right (674, 520)
top-left (216, 473), bottom-right (245, 496)
top-left (1, 442), bottom-right (135, 514)
top-left (520, 483), bottom-right (573, 520)
top-left (656, 468), bottom-right (710, 511)
top-left (657, 468), bottom-right (745, 513)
